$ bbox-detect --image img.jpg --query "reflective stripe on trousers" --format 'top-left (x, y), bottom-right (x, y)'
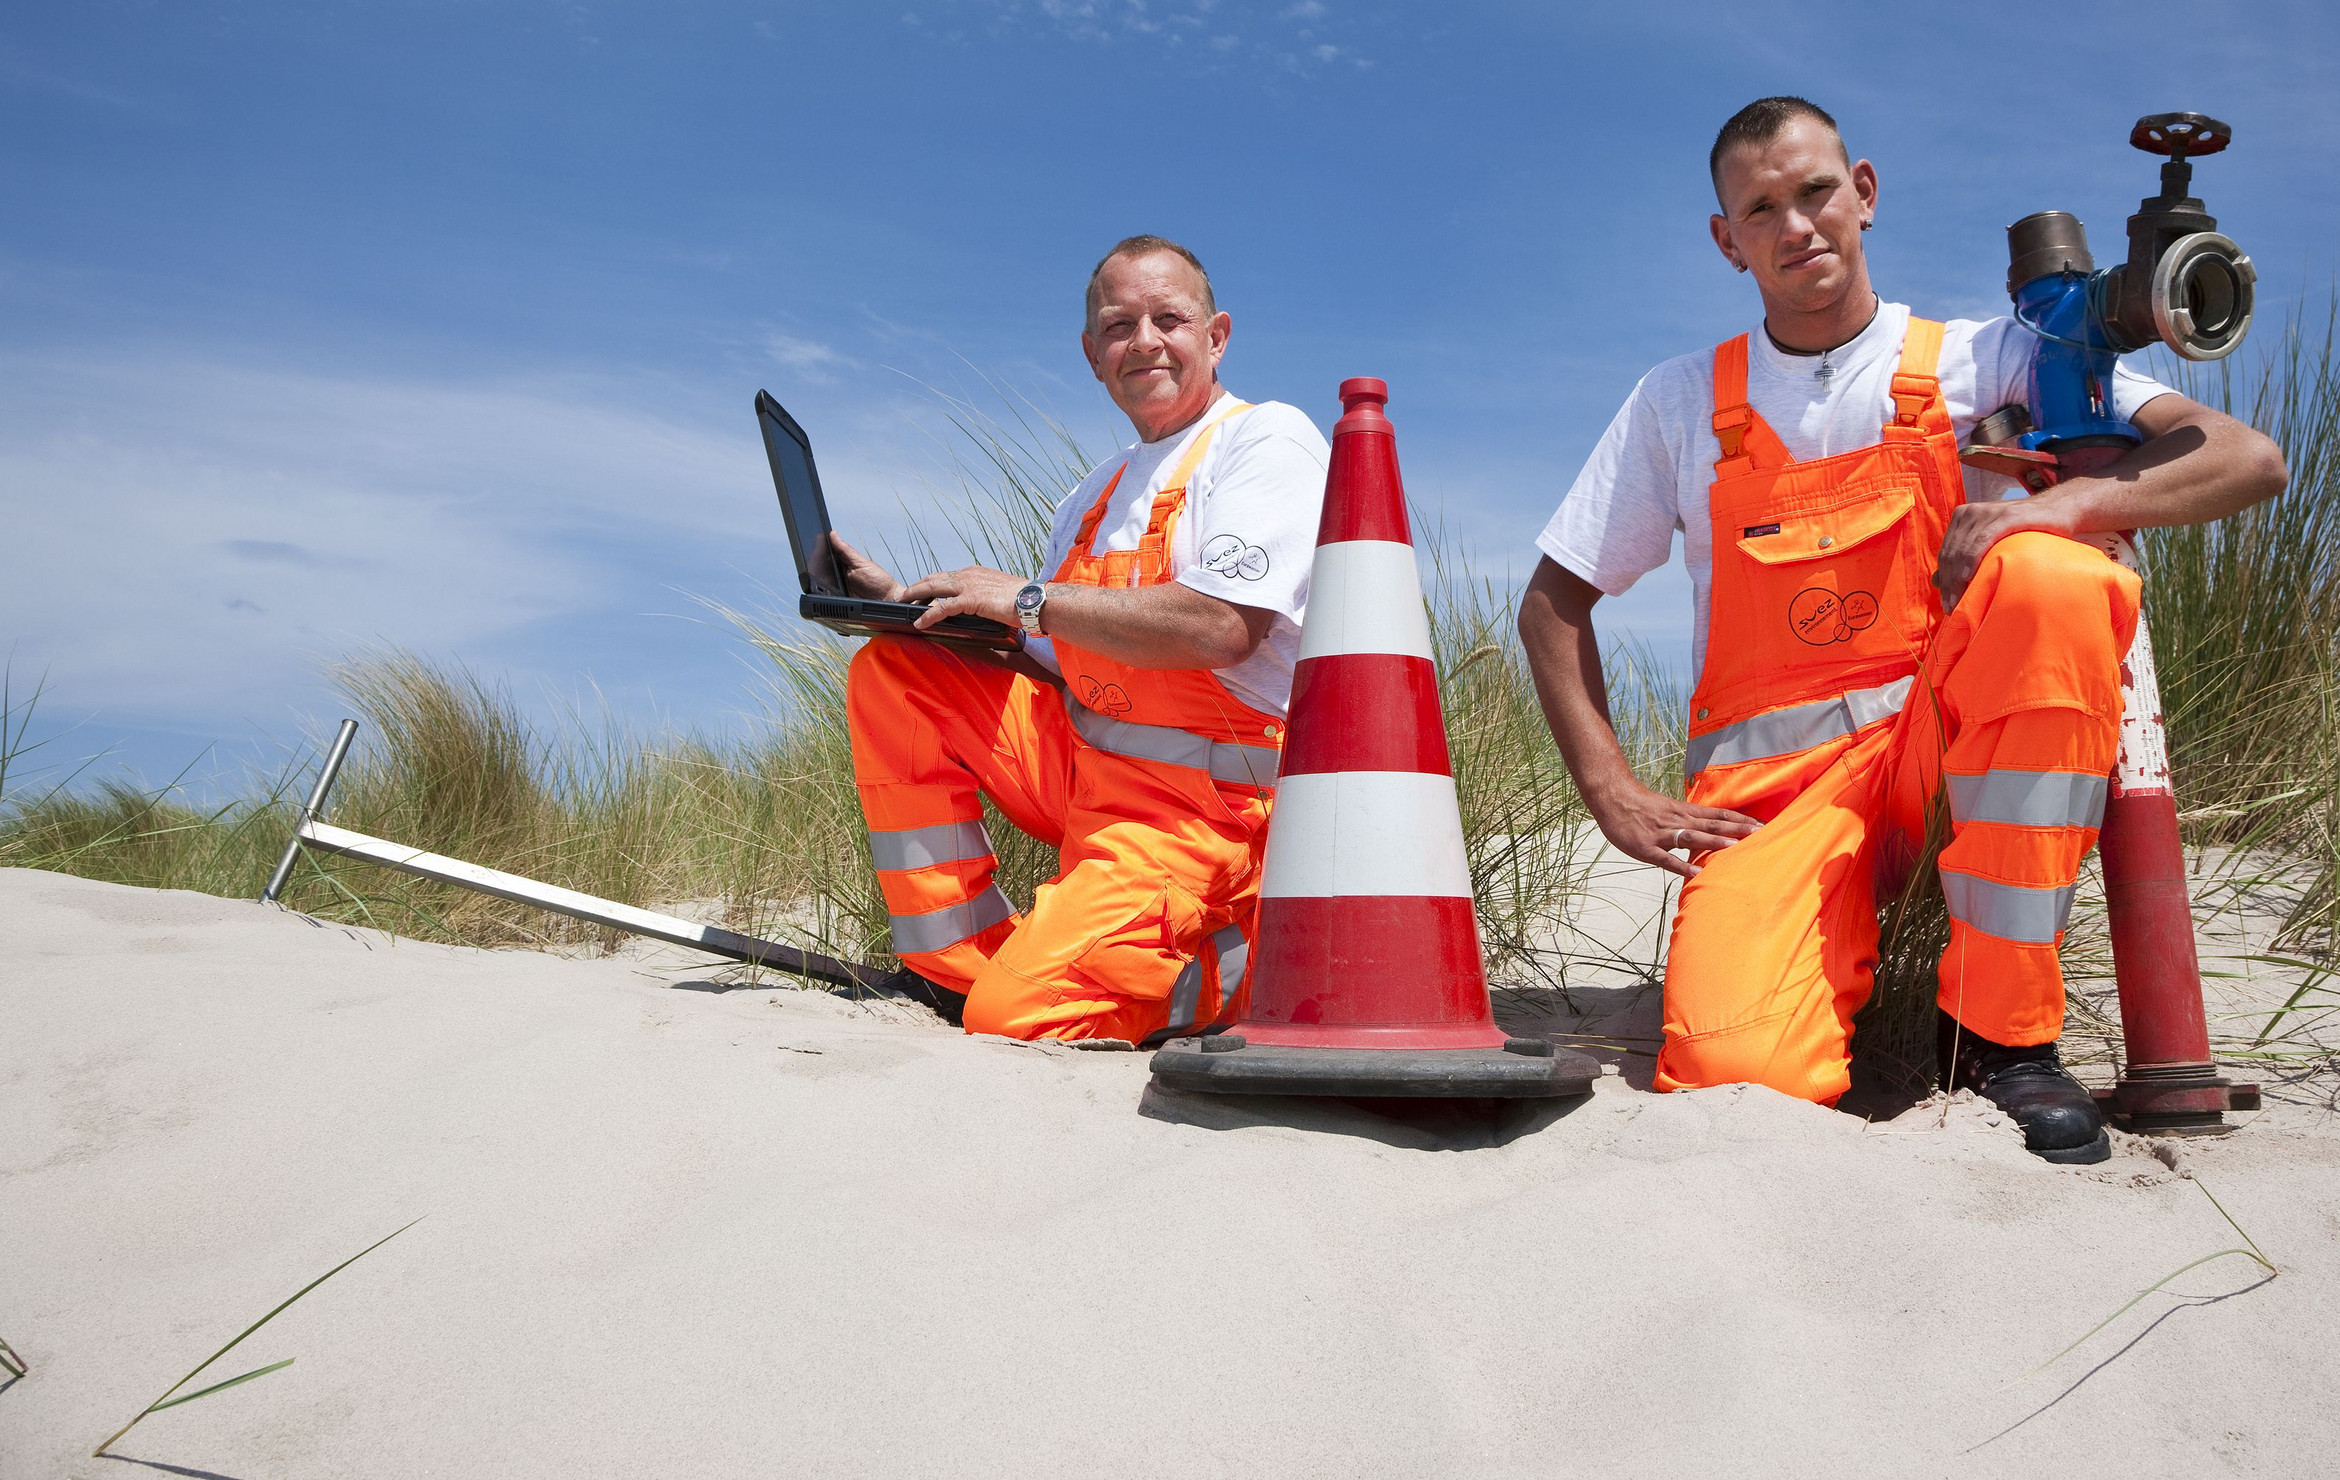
top-left (1946, 769), bottom-right (2108, 830)
top-left (869, 816), bottom-right (1013, 954)
top-left (1685, 675), bottom-right (1916, 778)
top-left (1142, 921), bottom-right (1251, 1046)
top-left (1940, 872), bottom-right (2077, 945)
top-left (1939, 768), bottom-right (2102, 946)
top-left (1063, 695), bottom-right (1282, 790)
top-left (888, 885), bottom-right (1016, 955)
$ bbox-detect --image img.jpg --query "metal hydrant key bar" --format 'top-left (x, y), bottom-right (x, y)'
top-left (261, 719), bottom-right (360, 905)
top-left (291, 819), bottom-right (884, 987)
top-left (260, 719), bottom-right (885, 991)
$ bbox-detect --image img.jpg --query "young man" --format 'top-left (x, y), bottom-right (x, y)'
top-left (1517, 98), bottom-right (2285, 1161)
top-left (831, 236), bottom-right (1330, 1043)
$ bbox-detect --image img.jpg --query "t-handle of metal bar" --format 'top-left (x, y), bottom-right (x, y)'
top-left (261, 718), bottom-right (360, 904)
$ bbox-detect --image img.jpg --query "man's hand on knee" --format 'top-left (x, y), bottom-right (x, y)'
top-left (1586, 775), bottom-right (1760, 880)
top-left (1932, 494), bottom-right (2082, 610)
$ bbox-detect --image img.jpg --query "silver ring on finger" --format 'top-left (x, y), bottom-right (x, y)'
top-left (1672, 827), bottom-right (1688, 850)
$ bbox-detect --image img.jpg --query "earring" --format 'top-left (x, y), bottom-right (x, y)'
top-left (1735, 261), bottom-right (1749, 273)
top-left (1860, 218), bottom-right (1873, 231)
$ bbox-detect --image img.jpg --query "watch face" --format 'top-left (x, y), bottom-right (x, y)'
top-left (1016, 584), bottom-right (1044, 613)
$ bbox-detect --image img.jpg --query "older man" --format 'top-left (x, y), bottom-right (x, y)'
top-left (1517, 98), bottom-right (2284, 1161)
top-left (832, 236), bottom-right (1329, 1042)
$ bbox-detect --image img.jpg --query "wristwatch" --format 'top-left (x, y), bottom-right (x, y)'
top-left (1014, 581), bottom-right (1048, 636)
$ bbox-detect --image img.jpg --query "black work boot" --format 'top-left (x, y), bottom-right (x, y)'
top-left (869, 966), bottom-right (967, 1027)
top-left (1941, 1013), bottom-right (2111, 1165)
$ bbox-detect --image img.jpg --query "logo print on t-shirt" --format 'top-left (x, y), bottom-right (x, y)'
top-left (1789, 586), bottom-right (1880, 645)
top-left (1201, 534), bottom-right (1271, 581)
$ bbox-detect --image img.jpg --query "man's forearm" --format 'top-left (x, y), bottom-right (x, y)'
top-left (1517, 561), bottom-right (1639, 802)
top-left (1040, 581), bottom-right (1266, 671)
top-left (1516, 557), bottom-right (1761, 875)
top-left (1935, 395), bottom-right (2286, 606)
top-left (902, 561), bottom-right (1267, 670)
top-left (2052, 398), bottom-right (2288, 534)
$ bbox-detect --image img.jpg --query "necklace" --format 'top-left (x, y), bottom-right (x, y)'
top-left (1764, 294), bottom-right (1881, 389)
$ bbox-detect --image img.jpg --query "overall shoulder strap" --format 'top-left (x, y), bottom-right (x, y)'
top-left (1888, 317), bottom-right (1950, 433)
top-left (1064, 462), bottom-right (1127, 565)
top-left (1147, 399), bottom-right (1254, 541)
top-left (1710, 336), bottom-right (1788, 475)
top-left (1710, 335), bottom-right (1751, 451)
top-left (1161, 399), bottom-right (1254, 496)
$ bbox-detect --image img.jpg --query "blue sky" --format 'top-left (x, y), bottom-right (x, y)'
top-left (6, 0), bottom-right (2336, 794)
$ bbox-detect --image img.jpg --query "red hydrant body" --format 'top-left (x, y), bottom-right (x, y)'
top-left (2094, 557), bottom-right (2259, 1131)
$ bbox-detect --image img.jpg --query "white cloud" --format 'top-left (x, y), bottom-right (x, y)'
top-left (938, 0), bottom-right (1364, 67)
top-left (766, 332), bottom-right (849, 382)
top-left (0, 351), bottom-right (776, 728)
top-left (0, 337), bottom-right (1123, 765)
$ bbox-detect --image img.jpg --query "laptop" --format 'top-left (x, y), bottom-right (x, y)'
top-left (755, 389), bottom-right (1021, 650)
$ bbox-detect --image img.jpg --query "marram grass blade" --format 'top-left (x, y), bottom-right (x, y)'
top-left (2193, 1177), bottom-right (2275, 1267)
top-left (0, 1334), bottom-right (25, 1379)
top-left (2005, 1180), bottom-right (2277, 1389)
top-left (93, 1218), bottom-right (419, 1457)
top-left (2003, 1248), bottom-right (2273, 1390)
top-left (144, 1358), bottom-right (295, 1413)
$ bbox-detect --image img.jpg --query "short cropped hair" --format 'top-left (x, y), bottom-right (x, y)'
top-left (1084, 235), bottom-right (1216, 330)
top-left (1709, 96), bottom-right (1848, 202)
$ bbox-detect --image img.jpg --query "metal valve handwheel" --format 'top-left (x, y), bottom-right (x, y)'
top-left (2130, 112), bottom-right (2231, 159)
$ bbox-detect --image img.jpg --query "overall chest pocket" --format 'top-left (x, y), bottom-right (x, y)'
top-left (1699, 477), bottom-right (1932, 720)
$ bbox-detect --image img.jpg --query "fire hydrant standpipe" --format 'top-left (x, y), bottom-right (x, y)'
top-left (1962, 112), bottom-right (2261, 1133)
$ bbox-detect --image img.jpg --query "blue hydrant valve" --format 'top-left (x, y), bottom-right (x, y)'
top-left (1970, 112), bottom-right (2256, 490)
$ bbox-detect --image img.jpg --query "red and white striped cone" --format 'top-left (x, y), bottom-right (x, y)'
top-left (1150, 378), bottom-right (1595, 1099)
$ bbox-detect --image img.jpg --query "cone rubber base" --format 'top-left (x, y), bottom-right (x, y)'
top-left (1150, 1036), bottom-right (1598, 1099)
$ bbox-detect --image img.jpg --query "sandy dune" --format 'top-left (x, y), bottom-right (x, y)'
top-left (4, 865), bottom-right (2336, 1478)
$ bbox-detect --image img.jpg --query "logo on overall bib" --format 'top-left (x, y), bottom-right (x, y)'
top-left (1079, 677), bottom-right (1134, 715)
top-left (1790, 587), bottom-right (1880, 645)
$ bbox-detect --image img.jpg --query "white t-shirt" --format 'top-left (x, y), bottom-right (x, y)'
top-left (1028, 391), bottom-right (1330, 718)
top-left (1535, 302), bottom-right (2176, 675)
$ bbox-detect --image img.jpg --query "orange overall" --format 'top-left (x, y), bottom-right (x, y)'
top-left (1656, 321), bottom-right (2142, 1103)
top-left (845, 402), bottom-right (1285, 1041)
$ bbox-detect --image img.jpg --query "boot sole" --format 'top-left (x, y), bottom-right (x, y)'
top-left (2031, 1129), bottom-right (2112, 1165)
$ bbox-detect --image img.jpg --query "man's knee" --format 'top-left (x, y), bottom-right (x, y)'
top-left (1974, 532), bottom-right (2137, 629)
top-left (1955, 533), bottom-right (2139, 717)
top-left (959, 965), bottom-right (1115, 1042)
top-left (958, 982), bottom-right (1030, 1040)
top-left (1656, 1012), bottom-right (1848, 1104)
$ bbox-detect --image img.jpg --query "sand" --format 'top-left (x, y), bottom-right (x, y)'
top-left (4, 864), bottom-right (2337, 1479)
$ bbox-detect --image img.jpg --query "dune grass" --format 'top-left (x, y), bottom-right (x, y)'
top-left (0, 653), bottom-right (828, 958)
top-left (2148, 313), bottom-right (2340, 957)
top-left (0, 393), bottom-right (1623, 985)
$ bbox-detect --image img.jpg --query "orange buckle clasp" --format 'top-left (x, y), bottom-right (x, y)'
top-left (1713, 405), bottom-right (1754, 463)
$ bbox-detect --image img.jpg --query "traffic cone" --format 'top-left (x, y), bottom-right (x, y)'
top-left (1150, 379), bottom-right (1596, 1099)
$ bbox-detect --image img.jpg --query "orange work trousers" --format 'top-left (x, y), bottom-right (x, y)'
top-left (845, 635), bottom-right (1268, 1042)
top-left (1657, 532), bottom-right (2142, 1103)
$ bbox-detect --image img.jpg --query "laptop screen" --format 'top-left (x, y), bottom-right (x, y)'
top-left (757, 392), bottom-right (844, 596)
